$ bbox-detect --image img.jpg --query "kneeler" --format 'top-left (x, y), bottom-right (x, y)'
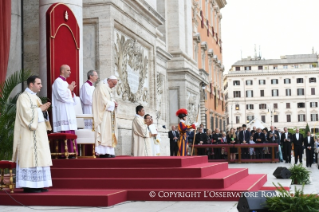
top-left (48, 133), bottom-right (78, 159)
top-left (0, 161), bottom-right (16, 193)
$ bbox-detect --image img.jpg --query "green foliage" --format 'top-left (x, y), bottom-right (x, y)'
top-left (288, 128), bottom-right (306, 137)
top-left (265, 183), bottom-right (319, 212)
top-left (0, 70), bottom-right (32, 160)
top-left (289, 164), bottom-right (311, 185)
top-left (305, 123), bottom-right (310, 134)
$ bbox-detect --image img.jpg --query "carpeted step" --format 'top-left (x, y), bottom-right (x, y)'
top-left (52, 156), bottom-right (208, 168)
top-left (51, 162), bottom-right (229, 178)
top-left (51, 168), bottom-right (248, 189)
top-left (0, 189), bottom-right (127, 206)
top-left (126, 174), bottom-right (267, 201)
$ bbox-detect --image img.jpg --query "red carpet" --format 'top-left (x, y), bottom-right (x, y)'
top-left (0, 156), bottom-right (268, 206)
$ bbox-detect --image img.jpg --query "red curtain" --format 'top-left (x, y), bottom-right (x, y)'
top-left (0, 0), bottom-right (11, 83)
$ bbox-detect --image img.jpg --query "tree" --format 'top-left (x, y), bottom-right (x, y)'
top-left (305, 123), bottom-right (310, 134)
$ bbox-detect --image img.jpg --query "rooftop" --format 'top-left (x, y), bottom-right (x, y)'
top-left (232, 54), bottom-right (318, 66)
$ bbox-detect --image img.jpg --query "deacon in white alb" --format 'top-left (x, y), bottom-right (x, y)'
top-left (12, 76), bottom-right (52, 193)
top-left (52, 64), bottom-right (78, 156)
top-left (80, 70), bottom-right (98, 129)
top-left (92, 76), bottom-right (118, 158)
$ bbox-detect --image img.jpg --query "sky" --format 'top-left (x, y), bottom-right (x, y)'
top-left (221, 0), bottom-right (319, 72)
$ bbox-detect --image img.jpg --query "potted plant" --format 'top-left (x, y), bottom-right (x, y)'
top-left (265, 183), bottom-right (319, 212)
top-left (289, 164), bottom-right (310, 184)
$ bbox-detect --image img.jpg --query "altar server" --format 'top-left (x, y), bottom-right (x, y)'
top-left (12, 76), bottom-right (52, 193)
top-left (52, 64), bottom-right (78, 156)
top-left (80, 70), bottom-right (98, 128)
top-left (132, 106), bottom-right (153, 156)
top-left (93, 76), bottom-right (118, 158)
top-left (176, 108), bottom-right (197, 156)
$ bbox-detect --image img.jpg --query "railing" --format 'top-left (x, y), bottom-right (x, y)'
top-left (190, 143), bottom-right (279, 163)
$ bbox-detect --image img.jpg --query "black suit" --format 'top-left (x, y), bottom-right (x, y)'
top-left (267, 130), bottom-right (280, 159)
top-left (292, 133), bottom-right (304, 164)
top-left (239, 130), bottom-right (251, 159)
top-left (168, 130), bottom-right (179, 156)
top-left (196, 132), bottom-right (208, 155)
top-left (253, 132), bottom-right (266, 159)
top-left (212, 133), bottom-right (222, 159)
top-left (304, 136), bottom-right (314, 167)
top-left (281, 132), bottom-right (292, 163)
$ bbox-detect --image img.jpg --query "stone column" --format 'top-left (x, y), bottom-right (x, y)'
top-left (39, 0), bottom-right (83, 96)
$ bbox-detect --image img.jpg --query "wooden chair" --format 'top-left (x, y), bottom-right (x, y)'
top-left (0, 161), bottom-right (16, 193)
top-left (74, 97), bottom-right (96, 158)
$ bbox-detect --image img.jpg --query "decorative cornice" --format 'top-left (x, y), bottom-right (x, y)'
top-left (207, 49), bottom-right (214, 57)
top-left (193, 33), bottom-right (201, 43)
top-left (156, 47), bottom-right (173, 61)
top-left (201, 41), bottom-right (208, 51)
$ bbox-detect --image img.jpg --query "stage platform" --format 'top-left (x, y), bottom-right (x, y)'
top-left (0, 156), bottom-right (291, 207)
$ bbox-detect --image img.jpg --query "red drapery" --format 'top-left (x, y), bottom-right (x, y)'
top-left (0, 0), bottom-right (11, 83)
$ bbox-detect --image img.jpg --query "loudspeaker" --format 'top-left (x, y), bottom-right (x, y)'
top-left (237, 191), bottom-right (276, 212)
top-left (273, 167), bottom-right (291, 179)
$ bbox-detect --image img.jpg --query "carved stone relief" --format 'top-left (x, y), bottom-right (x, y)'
top-left (114, 32), bottom-right (148, 103)
top-left (156, 73), bottom-right (164, 119)
top-left (187, 92), bottom-right (198, 124)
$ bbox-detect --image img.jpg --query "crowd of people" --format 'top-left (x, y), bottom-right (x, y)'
top-left (168, 123), bottom-right (319, 167)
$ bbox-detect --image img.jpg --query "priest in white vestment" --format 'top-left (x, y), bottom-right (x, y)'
top-left (52, 65), bottom-right (78, 156)
top-left (80, 70), bottom-right (98, 155)
top-left (92, 76), bottom-right (118, 158)
top-left (12, 76), bottom-right (52, 193)
top-left (131, 106), bottom-right (153, 156)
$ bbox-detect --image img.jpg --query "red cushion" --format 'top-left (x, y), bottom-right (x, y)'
top-left (48, 133), bottom-right (77, 140)
top-left (0, 161), bottom-right (16, 169)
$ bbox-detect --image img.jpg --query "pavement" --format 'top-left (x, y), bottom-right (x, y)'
top-left (0, 158), bottom-right (318, 212)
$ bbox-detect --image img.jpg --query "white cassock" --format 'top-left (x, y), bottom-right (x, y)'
top-left (92, 79), bottom-right (117, 155)
top-left (80, 80), bottom-right (95, 129)
top-left (12, 88), bottom-right (52, 188)
top-left (52, 76), bottom-right (77, 132)
top-left (131, 115), bottom-right (152, 156)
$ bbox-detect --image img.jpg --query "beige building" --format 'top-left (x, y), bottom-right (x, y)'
top-left (224, 54), bottom-right (319, 131)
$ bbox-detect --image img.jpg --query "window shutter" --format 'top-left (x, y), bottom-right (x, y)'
top-left (216, 33), bottom-right (218, 44)
top-left (212, 26), bottom-right (214, 36)
top-left (316, 114), bottom-right (318, 121)
top-left (303, 115), bottom-right (306, 121)
top-left (298, 115), bottom-right (300, 122)
top-left (200, 11), bottom-right (204, 28)
top-left (207, 20), bottom-right (209, 36)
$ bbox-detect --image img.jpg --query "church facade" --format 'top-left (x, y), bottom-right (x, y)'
top-left (5, 0), bottom-right (226, 156)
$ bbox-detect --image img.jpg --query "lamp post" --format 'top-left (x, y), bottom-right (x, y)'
top-left (268, 107), bottom-right (276, 126)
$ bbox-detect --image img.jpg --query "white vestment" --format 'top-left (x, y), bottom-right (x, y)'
top-left (80, 80), bottom-right (95, 129)
top-left (13, 88), bottom-right (52, 188)
top-left (93, 80), bottom-right (117, 155)
top-left (52, 77), bottom-right (77, 132)
top-left (131, 115), bottom-right (152, 156)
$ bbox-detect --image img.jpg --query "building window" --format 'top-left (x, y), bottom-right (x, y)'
top-left (271, 79), bottom-right (278, 84)
top-left (246, 80), bottom-right (253, 85)
top-left (284, 78), bottom-right (291, 84)
top-left (311, 114), bottom-right (318, 121)
top-left (259, 104), bottom-right (267, 109)
top-left (273, 66), bottom-right (278, 69)
top-left (258, 66), bottom-right (263, 70)
top-left (233, 91), bottom-right (241, 98)
top-left (246, 104), bottom-right (254, 110)
top-left (286, 89), bottom-right (291, 96)
top-left (297, 103), bottom-right (305, 108)
top-left (296, 78), bottom-right (303, 83)
top-left (227, 117), bottom-right (229, 125)
top-left (259, 79), bottom-right (266, 85)
top-left (311, 88), bottom-right (315, 95)
top-left (274, 115), bottom-right (278, 123)
top-left (297, 88), bottom-right (304, 96)
top-left (310, 102), bottom-right (318, 108)
top-left (261, 115), bottom-right (266, 123)
top-left (298, 114), bottom-right (306, 122)
top-left (235, 66), bottom-right (240, 71)
top-left (274, 103), bottom-right (278, 109)
top-left (247, 115), bottom-right (254, 122)
top-left (293, 64), bottom-right (299, 68)
top-left (283, 65), bottom-right (288, 69)
top-left (211, 116), bottom-right (214, 131)
top-left (286, 103), bottom-right (290, 109)
top-left (235, 104), bottom-right (240, 110)
top-left (309, 77), bottom-right (316, 83)
top-left (287, 115), bottom-right (291, 122)
top-left (260, 90), bottom-right (264, 97)
top-left (215, 117), bottom-right (218, 128)
top-left (236, 116), bottom-right (240, 124)
top-left (245, 66), bottom-right (251, 70)
top-left (246, 90), bottom-right (253, 97)
top-left (233, 80), bottom-right (240, 86)
top-left (272, 89), bottom-right (279, 96)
